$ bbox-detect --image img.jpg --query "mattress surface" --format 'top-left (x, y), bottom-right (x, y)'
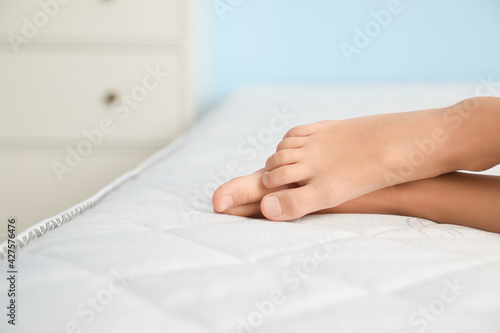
top-left (2, 84), bottom-right (500, 333)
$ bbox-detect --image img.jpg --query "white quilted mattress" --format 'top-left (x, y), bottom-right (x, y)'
top-left (2, 84), bottom-right (500, 333)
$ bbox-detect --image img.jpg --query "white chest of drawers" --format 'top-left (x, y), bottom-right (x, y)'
top-left (0, 0), bottom-right (194, 236)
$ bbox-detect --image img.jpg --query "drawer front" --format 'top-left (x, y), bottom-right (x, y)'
top-left (0, 0), bottom-right (179, 40)
top-left (0, 147), bottom-right (158, 234)
top-left (0, 53), bottom-right (183, 145)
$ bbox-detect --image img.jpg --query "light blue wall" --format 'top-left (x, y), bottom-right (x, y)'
top-left (210, 0), bottom-right (500, 102)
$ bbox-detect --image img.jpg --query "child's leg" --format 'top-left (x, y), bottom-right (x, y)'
top-left (216, 96), bottom-right (500, 221)
top-left (214, 171), bottom-right (500, 234)
top-left (322, 172), bottom-right (500, 234)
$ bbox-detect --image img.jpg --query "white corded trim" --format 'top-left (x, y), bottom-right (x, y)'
top-left (0, 133), bottom-right (188, 261)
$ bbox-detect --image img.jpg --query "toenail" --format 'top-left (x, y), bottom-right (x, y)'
top-left (219, 195), bottom-right (234, 211)
top-left (264, 196), bottom-right (282, 217)
top-left (263, 173), bottom-right (270, 187)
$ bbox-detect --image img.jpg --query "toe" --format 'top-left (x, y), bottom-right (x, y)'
top-left (262, 164), bottom-right (310, 189)
top-left (212, 169), bottom-right (268, 212)
top-left (225, 202), bottom-right (262, 217)
top-left (276, 137), bottom-right (308, 152)
top-left (260, 184), bottom-right (327, 221)
top-left (265, 149), bottom-right (303, 171)
top-left (283, 123), bottom-right (319, 139)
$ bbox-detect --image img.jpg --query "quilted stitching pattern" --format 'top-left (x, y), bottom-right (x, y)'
top-left (1, 85), bottom-right (500, 333)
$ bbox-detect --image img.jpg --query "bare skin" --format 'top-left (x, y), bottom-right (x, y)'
top-left (213, 169), bottom-right (500, 233)
top-left (213, 96), bottom-right (500, 231)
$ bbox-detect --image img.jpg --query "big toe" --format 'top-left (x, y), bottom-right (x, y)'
top-left (212, 168), bottom-right (269, 213)
top-left (261, 184), bottom-right (327, 221)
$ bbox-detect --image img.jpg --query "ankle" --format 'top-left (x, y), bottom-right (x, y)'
top-left (442, 97), bottom-right (500, 172)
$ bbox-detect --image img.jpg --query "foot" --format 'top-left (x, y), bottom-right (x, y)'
top-left (213, 168), bottom-right (402, 218)
top-left (217, 107), bottom-right (459, 221)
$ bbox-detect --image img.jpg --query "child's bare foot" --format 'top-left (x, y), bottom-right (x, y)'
top-left (212, 167), bottom-right (399, 218)
top-left (214, 97), bottom-right (498, 221)
top-left (257, 110), bottom-right (458, 220)
top-left (214, 168), bottom-right (500, 234)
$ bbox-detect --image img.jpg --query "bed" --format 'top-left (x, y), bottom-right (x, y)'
top-left (1, 84), bottom-right (500, 333)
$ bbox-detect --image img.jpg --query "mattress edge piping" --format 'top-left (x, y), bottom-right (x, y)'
top-left (0, 132), bottom-right (189, 261)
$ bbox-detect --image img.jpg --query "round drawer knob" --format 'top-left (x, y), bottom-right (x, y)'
top-left (104, 91), bottom-right (118, 105)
